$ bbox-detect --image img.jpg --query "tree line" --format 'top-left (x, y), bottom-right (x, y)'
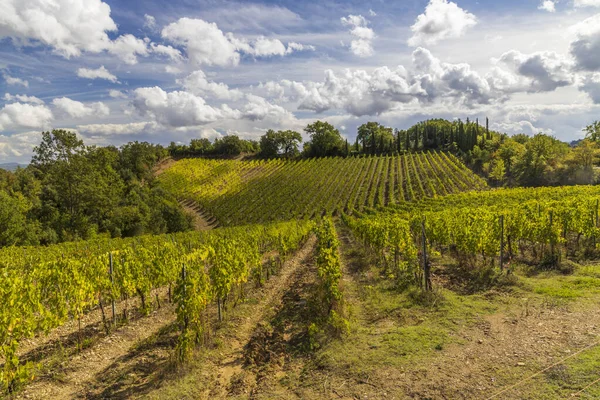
top-left (0, 130), bottom-right (192, 247)
top-left (168, 118), bottom-right (600, 188)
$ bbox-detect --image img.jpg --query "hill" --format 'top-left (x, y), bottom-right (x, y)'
top-left (158, 152), bottom-right (487, 226)
top-left (0, 162), bottom-right (26, 171)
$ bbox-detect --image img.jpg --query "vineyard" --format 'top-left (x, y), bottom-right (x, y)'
top-left (6, 153), bottom-right (600, 398)
top-left (158, 152), bottom-right (487, 225)
top-left (0, 220), bottom-right (314, 393)
top-left (347, 185), bottom-right (600, 291)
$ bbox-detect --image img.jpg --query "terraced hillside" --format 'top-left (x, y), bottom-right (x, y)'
top-left (158, 152), bottom-right (487, 226)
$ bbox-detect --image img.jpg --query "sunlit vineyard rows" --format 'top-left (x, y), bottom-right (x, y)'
top-left (351, 185), bottom-right (600, 277)
top-left (158, 152), bottom-right (487, 225)
top-left (0, 220), bottom-right (313, 391)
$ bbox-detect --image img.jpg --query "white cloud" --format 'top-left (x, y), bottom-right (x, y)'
top-left (3, 73), bottom-right (28, 87)
top-left (0, 103), bottom-right (53, 130)
top-left (241, 94), bottom-right (293, 122)
top-left (76, 66), bottom-right (118, 83)
top-left (165, 65), bottom-right (183, 75)
top-left (0, 0), bottom-right (116, 58)
top-left (144, 14), bottom-right (157, 30)
top-left (369, 9), bottom-right (377, 17)
top-left (286, 42), bottom-right (316, 54)
top-left (538, 1), bottom-right (556, 12)
top-left (408, 0), bottom-right (477, 46)
top-left (580, 73), bottom-right (600, 103)
top-left (52, 97), bottom-right (110, 118)
top-left (495, 50), bottom-right (575, 92)
top-left (108, 89), bottom-right (128, 99)
top-left (161, 18), bottom-right (240, 67)
top-left (161, 18), bottom-right (313, 66)
top-left (178, 70), bottom-right (243, 101)
top-left (3, 93), bottom-right (44, 104)
top-left (132, 86), bottom-right (236, 127)
top-left (570, 14), bottom-right (600, 71)
top-left (108, 34), bottom-right (149, 65)
top-left (341, 15), bottom-right (375, 57)
top-left (573, 0), bottom-right (600, 7)
top-left (77, 121), bottom-right (157, 136)
top-left (150, 43), bottom-right (183, 61)
top-left (0, 131), bottom-right (42, 160)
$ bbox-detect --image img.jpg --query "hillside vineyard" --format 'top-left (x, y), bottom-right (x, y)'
top-left (158, 152), bottom-right (487, 225)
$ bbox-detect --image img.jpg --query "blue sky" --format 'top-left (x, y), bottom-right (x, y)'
top-left (1, 0), bottom-right (600, 163)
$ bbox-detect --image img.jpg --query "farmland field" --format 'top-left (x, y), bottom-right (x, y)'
top-left (4, 155), bottom-right (600, 400)
top-left (158, 152), bottom-right (487, 225)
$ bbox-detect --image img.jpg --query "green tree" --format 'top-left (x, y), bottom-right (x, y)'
top-left (357, 122), bottom-right (394, 154)
top-left (489, 159), bottom-right (506, 185)
top-left (259, 129), bottom-right (302, 158)
top-left (303, 121), bottom-right (345, 157)
top-left (497, 140), bottom-right (526, 177)
top-left (584, 121), bottom-right (600, 142)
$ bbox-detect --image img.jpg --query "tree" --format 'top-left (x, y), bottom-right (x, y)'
top-left (0, 190), bottom-right (39, 246)
top-left (489, 159), bottom-right (506, 185)
top-left (259, 129), bottom-right (302, 158)
top-left (357, 122), bottom-right (394, 154)
top-left (497, 140), bottom-right (526, 178)
top-left (189, 138), bottom-right (213, 155)
top-left (584, 121), bottom-right (600, 142)
top-left (303, 121), bottom-right (345, 157)
top-left (213, 135), bottom-right (245, 155)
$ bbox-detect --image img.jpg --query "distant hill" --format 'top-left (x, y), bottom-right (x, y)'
top-left (570, 139), bottom-right (583, 147)
top-left (0, 163), bottom-right (26, 171)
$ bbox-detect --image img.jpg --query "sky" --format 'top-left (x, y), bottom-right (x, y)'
top-left (1, 0), bottom-right (600, 163)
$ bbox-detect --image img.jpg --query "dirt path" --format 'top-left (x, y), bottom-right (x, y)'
top-left (331, 224), bottom-right (600, 399)
top-left (17, 300), bottom-right (176, 400)
top-left (208, 235), bottom-right (316, 398)
top-left (152, 158), bottom-right (176, 176)
top-left (179, 199), bottom-right (219, 230)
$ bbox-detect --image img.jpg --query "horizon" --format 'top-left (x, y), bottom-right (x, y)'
top-left (2, 0), bottom-right (600, 163)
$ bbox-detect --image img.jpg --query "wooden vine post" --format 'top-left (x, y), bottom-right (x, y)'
top-left (422, 219), bottom-right (431, 291)
top-left (500, 215), bottom-right (504, 272)
top-left (109, 252), bottom-right (116, 327)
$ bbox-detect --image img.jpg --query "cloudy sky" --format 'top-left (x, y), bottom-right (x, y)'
top-left (1, 0), bottom-right (600, 163)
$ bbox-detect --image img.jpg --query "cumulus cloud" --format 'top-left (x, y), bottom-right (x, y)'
top-left (107, 34), bottom-right (149, 65)
top-left (573, 0), bottom-right (600, 7)
top-left (144, 14), bottom-right (157, 30)
top-left (108, 89), bottom-right (128, 99)
top-left (286, 42), bottom-right (316, 54)
top-left (77, 66), bottom-right (118, 83)
top-left (262, 48), bottom-right (529, 116)
top-left (570, 14), bottom-right (600, 71)
top-left (340, 15), bottom-right (375, 57)
top-left (3, 93), bottom-right (44, 104)
top-left (0, 103), bottom-right (53, 131)
top-left (408, 0), bottom-right (477, 46)
top-left (52, 97), bottom-right (110, 118)
top-left (0, 131), bottom-right (42, 160)
top-left (161, 18), bottom-right (241, 67)
top-left (2, 73), bottom-right (28, 87)
top-left (150, 43), bottom-right (183, 61)
top-left (0, 0), bottom-right (154, 64)
top-left (165, 65), bottom-right (183, 75)
top-left (178, 71), bottom-right (243, 101)
top-left (0, 0), bottom-right (116, 57)
top-left (132, 86), bottom-right (236, 127)
top-left (77, 121), bottom-right (157, 136)
top-left (292, 66), bottom-right (425, 116)
top-left (241, 94), bottom-right (293, 122)
top-left (538, 1), bottom-right (556, 12)
top-left (580, 73), bottom-right (600, 103)
top-left (161, 18), bottom-right (314, 66)
top-left (495, 50), bottom-right (575, 92)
